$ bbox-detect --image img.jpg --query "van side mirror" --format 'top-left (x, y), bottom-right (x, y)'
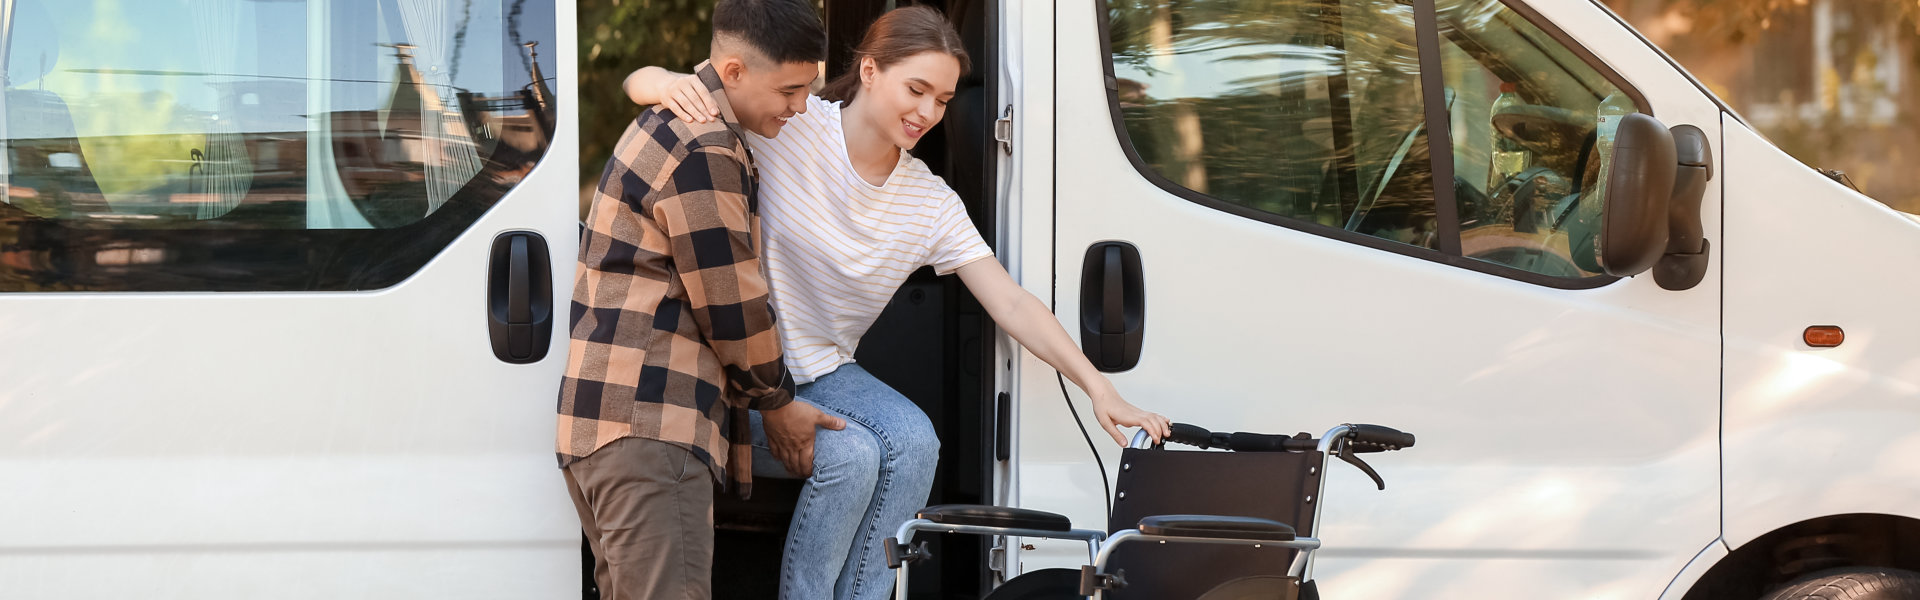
top-left (1596, 112), bottom-right (1677, 278)
top-left (1653, 125), bottom-right (1713, 290)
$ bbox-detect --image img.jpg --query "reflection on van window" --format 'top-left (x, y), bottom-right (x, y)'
top-left (1438, 0), bottom-right (1629, 278)
top-left (0, 0), bottom-right (556, 291)
top-left (1108, 0), bottom-right (1439, 250)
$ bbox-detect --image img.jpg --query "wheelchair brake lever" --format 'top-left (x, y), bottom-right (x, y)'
top-left (1337, 446), bottom-right (1387, 490)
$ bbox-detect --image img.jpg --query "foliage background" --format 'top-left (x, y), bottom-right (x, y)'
top-left (1603, 0), bottom-right (1918, 210)
top-left (575, 0), bottom-right (1920, 212)
top-left (577, 0), bottom-right (719, 214)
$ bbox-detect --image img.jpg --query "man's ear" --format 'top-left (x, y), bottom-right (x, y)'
top-left (716, 55), bottom-right (749, 83)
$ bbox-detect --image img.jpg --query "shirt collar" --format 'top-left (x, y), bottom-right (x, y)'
top-left (694, 61), bottom-right (746, 135)
top-left (694, 60), bottom-right (757, 180)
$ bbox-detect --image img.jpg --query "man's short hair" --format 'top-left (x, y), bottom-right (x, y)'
top-left (712, 0), bottom-right (827, 65)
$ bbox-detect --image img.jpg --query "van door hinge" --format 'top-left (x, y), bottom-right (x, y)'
top-left (994, 105), bottom-right (1014, 155)
top-left (988, 536), bottom-right (1009, 581)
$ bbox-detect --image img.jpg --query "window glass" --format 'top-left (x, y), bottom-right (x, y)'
top-left (0, 0), bottom-right (557, 291)
top-left (1107, 0), bottom-right (1439, 250)
top-left (1438, 0), bottom-right (1631, 277)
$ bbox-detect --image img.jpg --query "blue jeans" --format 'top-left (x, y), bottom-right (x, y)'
top-left (749, 364), bottom-right (939, 600)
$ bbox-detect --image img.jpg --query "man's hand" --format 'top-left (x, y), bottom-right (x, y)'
top-left (761, 401), bottom-right (847, 477)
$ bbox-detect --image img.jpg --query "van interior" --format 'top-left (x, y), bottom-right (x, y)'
top-left (585, 1), bottom-right (1007, 598)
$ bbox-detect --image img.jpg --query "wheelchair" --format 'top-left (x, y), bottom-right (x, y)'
top-left (885, 422), bottom-right (1416, 599)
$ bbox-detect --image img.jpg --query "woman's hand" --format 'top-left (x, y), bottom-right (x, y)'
top-left (1089, 384), bottom-right (1171, 447)
top-left (658, 73), bottom-right (718, 124)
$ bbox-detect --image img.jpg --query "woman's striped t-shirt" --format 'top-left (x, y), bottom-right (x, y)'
top-left (744, 94), bottom-right (993, 384)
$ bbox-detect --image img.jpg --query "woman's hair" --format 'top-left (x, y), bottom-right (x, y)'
top-left (819, 5), bottom-right (971, 104)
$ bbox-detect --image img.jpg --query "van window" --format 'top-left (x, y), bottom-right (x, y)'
top-left (1437, 0), bottom-right (1631, 277)
top-left (1107, 0), bottom-right (1436, 249)
top-left (1104, 0), bottom-right (1640, 283)
top-left (0, 0), bottom-right (557, 292)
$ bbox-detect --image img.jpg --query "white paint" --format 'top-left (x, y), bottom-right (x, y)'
top-left (1720, 119), bottom-right (1920, 548)
top-left (0, 2), bottom-right (582, 597)
top-left (1008, 0), bottom-right (1737, 597)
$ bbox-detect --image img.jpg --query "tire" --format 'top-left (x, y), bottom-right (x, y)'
top-left (984, 568), bottom-right (1086, 600)
top-left (1763, 567), bottom-right (1920, 600)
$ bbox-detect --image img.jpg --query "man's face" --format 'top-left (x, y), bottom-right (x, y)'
top-left (722, 58), bottom-right (818, 138)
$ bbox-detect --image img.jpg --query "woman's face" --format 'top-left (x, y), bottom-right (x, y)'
top-left (860, 51), bottom-right (961, 151)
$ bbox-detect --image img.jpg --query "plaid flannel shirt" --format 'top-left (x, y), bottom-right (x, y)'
top-left (558, 62), bottom-right (793, 497)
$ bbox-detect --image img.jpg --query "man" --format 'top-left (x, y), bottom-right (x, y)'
top-left (557, 1), bottom-right (840, 597)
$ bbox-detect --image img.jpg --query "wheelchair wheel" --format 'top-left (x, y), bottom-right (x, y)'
top-left (984, 568), bottom-right (1085, 600)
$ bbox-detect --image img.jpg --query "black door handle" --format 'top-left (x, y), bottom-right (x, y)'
top-left (1080, 241), bottom-right (1143, 372)
top-left (488, 231), bottom-right (553, 363)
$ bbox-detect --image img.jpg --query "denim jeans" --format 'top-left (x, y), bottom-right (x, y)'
top-left (749, 364), bottom-right (939, 600)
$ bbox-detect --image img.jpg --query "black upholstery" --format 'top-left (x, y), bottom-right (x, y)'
top-left (1103, 446), bottom-right (1324, 600)
top-left (919, 504), bottom-right (1073, 532)
top-left (1138, 515), bottom-right (1296, 541)
top-left (1196, 576), bottom-right (1302, 600)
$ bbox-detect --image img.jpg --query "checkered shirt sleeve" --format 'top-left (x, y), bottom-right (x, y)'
top-left (558, 106), bottom-right (793, 488)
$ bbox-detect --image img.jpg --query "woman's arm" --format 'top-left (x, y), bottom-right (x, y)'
top-left (623, 67), bottom-right (718, 124)
top-left (955, 259), bottom-right (1171, 446)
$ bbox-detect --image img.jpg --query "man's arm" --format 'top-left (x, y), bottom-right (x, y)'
top-left (650, 142), bottom-right (842, 475)
top-left (650, 142), bottom-right (789, 409)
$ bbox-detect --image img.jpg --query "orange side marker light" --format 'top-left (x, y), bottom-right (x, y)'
top-left (1804, 326), bottom-right (1844, 348)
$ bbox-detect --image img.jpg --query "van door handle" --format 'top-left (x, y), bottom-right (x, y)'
top-left (488, 231), bottom-right (553, 363)
top-left (1080, 242), bottom-right (1144, 372)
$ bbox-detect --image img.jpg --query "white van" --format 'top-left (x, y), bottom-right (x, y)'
top-left (4, 0), bottom-right (1917, 598)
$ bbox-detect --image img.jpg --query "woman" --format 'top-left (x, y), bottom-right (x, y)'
top-left (626, 7), bottom-right (1171, 599)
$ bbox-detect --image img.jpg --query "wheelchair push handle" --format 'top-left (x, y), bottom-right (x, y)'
top-left (1226, 431), bottom-right (1316, 453)
top-left (1164, 423), bottom-right (1314, 452)
top-left (1344, 424), bottom-right (1416, 453)
top-left (1155, 423), bottom-right (1414, 453)
top-left (1165, 422), bottom-right (1223, 449)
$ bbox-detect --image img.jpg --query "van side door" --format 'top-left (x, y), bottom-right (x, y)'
top-left (1017, 0), bottom-right (1725, 596)
top-left (0, 1), bottom-right (579, 596)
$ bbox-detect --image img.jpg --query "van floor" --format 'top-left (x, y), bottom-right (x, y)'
top-left (713, 529), bottom-right (785, 598)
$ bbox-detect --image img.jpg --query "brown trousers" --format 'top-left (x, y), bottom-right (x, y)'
top-left (563, 437), bottom-right (714, 600)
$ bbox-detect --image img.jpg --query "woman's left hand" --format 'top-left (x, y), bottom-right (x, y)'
top-left (1090, 387), bottom-right (1171, 447)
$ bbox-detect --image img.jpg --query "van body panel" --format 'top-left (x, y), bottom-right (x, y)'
top-left (1013, 0), bottom-right (1730, 596)
top-left (1657, 539), bottom-right (1732, 600)
top-left (1721, 119), bottom-right (1920, 549)
top-left (0, 2), bottom-right (582, 596)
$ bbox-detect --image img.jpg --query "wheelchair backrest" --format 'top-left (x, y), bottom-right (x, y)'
top-left (1103, 446), bottom-right (1324, 599)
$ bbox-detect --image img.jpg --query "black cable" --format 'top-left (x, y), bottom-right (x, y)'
top-left (1058, 372), bottom-right (1113, 523)
top-left (1047, 0), bottom-right (1110, 528)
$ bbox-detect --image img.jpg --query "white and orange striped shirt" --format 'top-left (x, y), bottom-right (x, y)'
top-left (746, 94), bottom-right (993, 383)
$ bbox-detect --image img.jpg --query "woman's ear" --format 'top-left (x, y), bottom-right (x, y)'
top-left (860, 56), bottom-right (878, 87)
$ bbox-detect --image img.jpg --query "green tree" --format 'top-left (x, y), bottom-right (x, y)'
top-left (577, 0), bottom-right (718, 215)
top-left (1602, 0), bottom-right (1920, 212)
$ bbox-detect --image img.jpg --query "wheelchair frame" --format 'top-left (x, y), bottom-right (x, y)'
top-left (889, 423), bottom-right (1403, 599)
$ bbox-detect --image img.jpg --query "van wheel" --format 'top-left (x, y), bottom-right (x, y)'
top-left (984, 568), bottom-right (1085, 599)
top-left (1762, 567), bottom-right (1920, 599)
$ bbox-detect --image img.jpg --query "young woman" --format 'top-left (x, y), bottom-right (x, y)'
top-left (626, 7), bottom-right (1171, 599)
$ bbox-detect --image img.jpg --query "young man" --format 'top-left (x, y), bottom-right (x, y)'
top-left (557, 1), bottom-right (840, 597)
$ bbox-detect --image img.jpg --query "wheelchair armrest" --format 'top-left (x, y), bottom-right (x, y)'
top-left (918, 504), bottom-right (1073, 532)
top-left (1137, 515), bottom-right (1296, 541)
